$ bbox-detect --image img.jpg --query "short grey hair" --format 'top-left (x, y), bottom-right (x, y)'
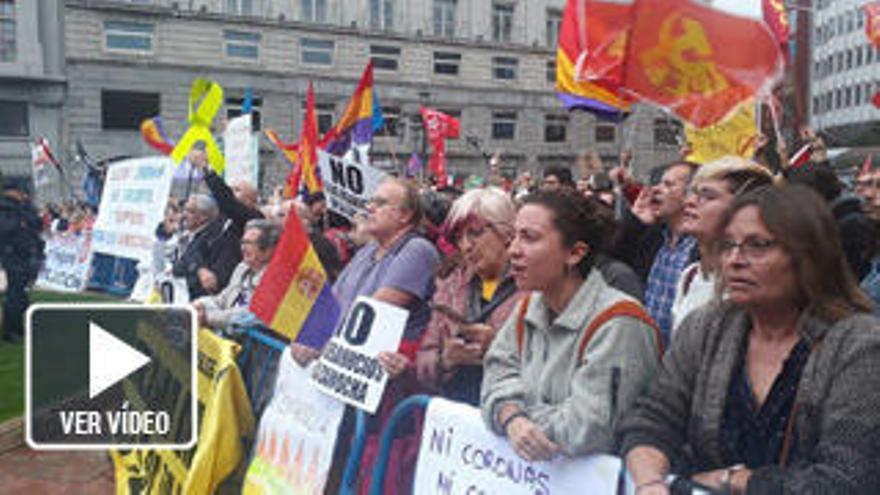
top-left (244, 219), bottom-right (283, 250)
top-left (190, 193), bottom-right (219, 219)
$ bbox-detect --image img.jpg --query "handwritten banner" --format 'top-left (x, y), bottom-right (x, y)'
top-left (317, 150), bottom-right (387, 220)
top-left (243, 350), bottom-right (344, 494)
top-left (223, 113), bottom-right (259, 187)
top-left (414, 398), bottom-right (623, 495)
top-left (36, 233), bottom-right (93, 292)
top-left (311, 296), bottom-right (407, 413)
top-left (92, 157), bottom-right (174, 261)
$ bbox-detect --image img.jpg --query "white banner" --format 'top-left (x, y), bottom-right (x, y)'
top-left (92, 157), bottom-right (174, 260)
top-left (243, 350), bottom-right (345, 495)
top-left (35, 233), bottom-right (93, 292)
top-left (414, 398), bottom-right (624, 495)
top-left (310, 296), bottom-right (407, 413)
top-left (317, 150), bottom-right (387, 220)
top-left (223, 113), bottom-right (259, 186)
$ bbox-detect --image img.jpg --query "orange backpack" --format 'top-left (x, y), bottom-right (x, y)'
top-left (515, 294), bottom-right (665, 362)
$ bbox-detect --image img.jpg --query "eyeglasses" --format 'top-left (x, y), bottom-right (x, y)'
top-left (687, 186), bottom-right (726, 204)
top-left (719, 236), bottom-right (777, 261)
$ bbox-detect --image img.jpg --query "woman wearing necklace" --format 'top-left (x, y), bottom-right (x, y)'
top-left (620, 185), bottom-right (880, 494)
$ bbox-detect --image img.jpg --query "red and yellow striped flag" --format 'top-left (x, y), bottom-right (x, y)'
top-left (249, 207), bottom-right (340, 348)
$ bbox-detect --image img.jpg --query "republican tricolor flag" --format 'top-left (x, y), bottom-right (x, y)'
top-left (140, 116), bottom-right (176, 156)
top-left (319, 61), bottom-right (378, 155)
top-left (249, 207), bottom-right (340, 348)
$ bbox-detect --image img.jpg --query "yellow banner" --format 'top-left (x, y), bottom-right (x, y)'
top-left (685, 99), bottom-right (758, 164)
top-left (170, 79), bottom-right (226, 174)
top-left (111, 328), bottom-right (255, 495)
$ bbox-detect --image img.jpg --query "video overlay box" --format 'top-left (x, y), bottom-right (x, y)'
top-left (26, 304), bottom-right (197, 450)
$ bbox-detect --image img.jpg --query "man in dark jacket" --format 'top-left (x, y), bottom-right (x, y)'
top-left (193, 152), bottom-right (262, 237)
top-left (0, 177), bottom-right (44, 342)
top-left (172, 193), bottom-right (241, 300)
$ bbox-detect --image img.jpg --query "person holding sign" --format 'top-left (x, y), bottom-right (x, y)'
top-left (417, 187), bottom-right (523, 406)
top-left (619, 186), bottom-right (880, 494)
top-left (481, 191), bottom-right (662, 461)
top-left (323, 177), bottom-right (439, 494)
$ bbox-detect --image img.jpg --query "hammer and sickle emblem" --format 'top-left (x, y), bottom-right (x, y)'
top-left (640, 13), bottom-right (730, 97)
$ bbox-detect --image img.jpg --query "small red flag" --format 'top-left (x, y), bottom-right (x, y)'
top-left (762, 0), bottom-right (790, 47)
top-left (873, 90), bottom-right (880, 109)
top-left (419, 108), bottom-right (460, 185)
top-left (788, 144), bottom-right (812, 169)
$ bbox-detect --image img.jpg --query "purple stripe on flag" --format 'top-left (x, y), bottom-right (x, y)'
top-left (556, 92), bottom-right (627, 119)
top-left (294, 283), bottom-right (341, 349)
top-left (351, 118), bottom-right (373, 145)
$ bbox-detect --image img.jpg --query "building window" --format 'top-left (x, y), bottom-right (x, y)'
top-left (846, 49), bottom-right (853, 69)
top-left (433, 0), bottom-right (456, 38)
top-left (226, 95), bottom-right (262, 131)
top-left (0, 100), bottom-right (27, 136)
top-left (226, 0), bottom-right (253, 15)
top-left (845, 86), bottom-right (852, 107)
top-left (492, 3), bottom-right (514, 43)
top-left (492, 111), bottom-right (516, 140)
top-left (315, 102), bottom-right (335, 135)
top-left (370, 0), bottom-right (394, 31)
top-left (857, 46), bottom-right (863, 66)
top-left (544, 114), bottom-right (568, 143)
top-left (104, 20), bottom-right (154, 53)
top-left (855, 84), bottom-right (862, 105)
top-left (595, 123), bottom-right (616, 143)
top-left (835, 88), bottom-right (842, 109)
top-left (867, 44), bottom-right (874, 64)
top-left (0, 0), bottom-right (15, 62)
top-left (302, 0), bottom-right (327, 23)
top-left (370, 45), bottom-right (401, 71)
top-left (492, 56), bottom-right (518, 80)
top-left (653, 118), bottom-right (681, 146)
top-left (546, 59), bottom-right (556, 83)
top-left (224, 30), bottom-right (260, 60)
top-left (433, 51), bottom-right (461, 75)
top-left (101, 90), bottom-right (160, 130)
top-left (378, 105), bottom-right (401, 137)
top-left (301, 38), bottom-right (333, 65)
top-left (546, 8), bottom-right (562, 48)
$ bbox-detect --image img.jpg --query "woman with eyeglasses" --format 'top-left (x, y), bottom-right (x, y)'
top-left (481, 191), bottom-right (662, 461)
top-left (619, 185), bottom-right (880, 495)
top-left (416, 187), bottom-right (523, 406)
top-left (670, 157), bottom-right (773, 337)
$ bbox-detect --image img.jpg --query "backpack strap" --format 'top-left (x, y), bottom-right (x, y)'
top-left (516, 295), bottom-right (663, 362)
top-left (576, 301), bottom-right (664, 363)
top-left (515, 293), bottom-right (532, 355)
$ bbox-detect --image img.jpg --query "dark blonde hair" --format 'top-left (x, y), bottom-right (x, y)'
top-left (716, 185), bottom-right (872, 322)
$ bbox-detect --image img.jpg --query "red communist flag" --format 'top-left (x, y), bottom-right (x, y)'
top-left (873, 89), bottom-right (880, 109)
top-left (623, 0), bottom-right (783, 128)
top-left (762, 0), bottom-right (790, 47)
top-left (419, 108), bottom-right (460, 185)
top-left (865, 2), bottom-right (880, 48)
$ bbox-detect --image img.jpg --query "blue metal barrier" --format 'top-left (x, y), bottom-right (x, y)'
top-left (368, 395), bottom-right (432, 495)
top-left (236, 326), bottom-right (286, 420)
top-left (339, 409), bottom-right (368, 495)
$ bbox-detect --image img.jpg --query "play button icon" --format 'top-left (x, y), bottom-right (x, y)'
top-left (26, 304), bottom-right (197, 449)
top-left (89, 321), bottom-right (151, 399)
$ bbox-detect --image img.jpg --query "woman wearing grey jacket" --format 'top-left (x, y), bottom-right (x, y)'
top-left (481, 191), bottom-right (662, 461)
top-left (619, 185), bottom-right (880, 494)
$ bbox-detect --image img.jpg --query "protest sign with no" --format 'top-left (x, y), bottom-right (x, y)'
top-left (414, 398), bottom-right (623, 495)
top-left (310, 296), bottom-right (407, 413)
top-left (223, 113), bottom-right (259, 187)
top-left (317, 150), bottom-right (387, 220)
top-left (36, 233), bottom-right (93, 292)
top-left (92, 157), bottom-right (174, 261)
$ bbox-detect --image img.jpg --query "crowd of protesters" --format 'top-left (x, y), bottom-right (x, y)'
top-left (4, 124), bottom-right (880, 494)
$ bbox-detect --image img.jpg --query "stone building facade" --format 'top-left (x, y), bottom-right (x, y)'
top-left (61, 0), bottom-right (679, 192)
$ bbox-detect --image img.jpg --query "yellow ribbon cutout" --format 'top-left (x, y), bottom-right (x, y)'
top-left (171, 78), bottom-right (226, 173)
